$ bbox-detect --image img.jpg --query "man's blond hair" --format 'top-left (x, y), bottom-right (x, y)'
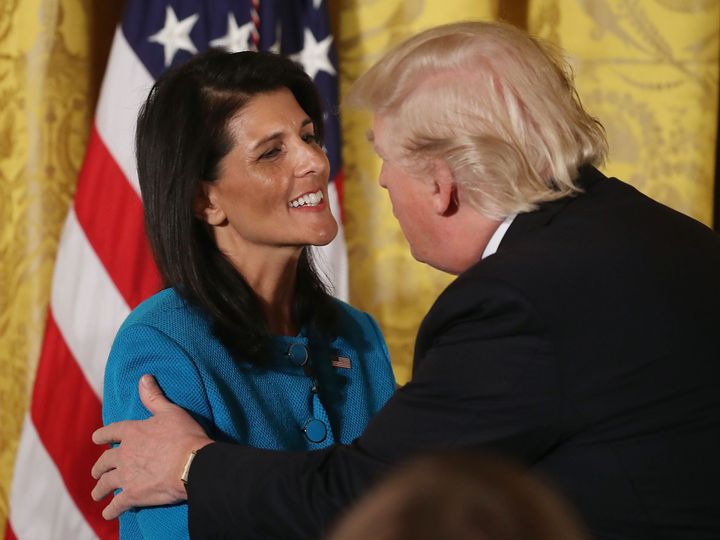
top-left (347, 21), bottom-right (608, 219)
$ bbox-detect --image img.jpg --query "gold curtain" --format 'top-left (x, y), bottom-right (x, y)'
top-left (529, 0), bottom-right (719, 226)
top-left (0, 1), bottom-right (121, 535)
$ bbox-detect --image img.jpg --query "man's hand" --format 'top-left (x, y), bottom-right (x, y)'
top-left (91, 375), bottom-right (213, 520)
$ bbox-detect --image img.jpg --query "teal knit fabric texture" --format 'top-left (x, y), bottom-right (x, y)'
top-left (102, 288), bottom-right (396, 539)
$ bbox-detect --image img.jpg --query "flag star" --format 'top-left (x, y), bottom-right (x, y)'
top-left (149, 6), bottom-right (198, 66)
top-left (210, 13), bottom-right (255, 52)
top-left (269, 22), bottom-right (282, 54)
top-left (291, 29), bottom-right (336, 80)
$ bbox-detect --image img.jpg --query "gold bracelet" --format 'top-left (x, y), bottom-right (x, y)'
top-left (180, 450), bottom-right (197, 486)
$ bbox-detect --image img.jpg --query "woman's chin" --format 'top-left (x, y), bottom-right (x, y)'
top-left (309, 220), bottom-right (339, 246)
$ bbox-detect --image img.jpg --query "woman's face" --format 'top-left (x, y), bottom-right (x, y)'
top-left (201, 88), bottom-right (338, 259)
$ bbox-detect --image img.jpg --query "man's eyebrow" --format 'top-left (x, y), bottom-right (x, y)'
top-left (365, 130), bottom-right (375, 143)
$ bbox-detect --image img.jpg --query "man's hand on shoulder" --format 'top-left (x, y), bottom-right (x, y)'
top-left (91, 375), bottom-right (213, 520)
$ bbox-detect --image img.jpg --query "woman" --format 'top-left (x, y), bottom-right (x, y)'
top-left (102, 49), bottom-right (395, 539)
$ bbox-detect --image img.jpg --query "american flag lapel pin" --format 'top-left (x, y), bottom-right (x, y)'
top-left (331, 355), bottom-right (352, 370)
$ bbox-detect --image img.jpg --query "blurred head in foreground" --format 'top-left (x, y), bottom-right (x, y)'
top-left (328, 452), bottom-right (588, 540)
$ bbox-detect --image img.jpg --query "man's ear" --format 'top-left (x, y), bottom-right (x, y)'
top-left (193, 183), bottom-right (227, 226)
top-left (431, 159), bottom-right (458, 216)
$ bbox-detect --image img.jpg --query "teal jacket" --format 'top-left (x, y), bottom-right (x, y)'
top-left (102, 288), bottom-right (395, 539)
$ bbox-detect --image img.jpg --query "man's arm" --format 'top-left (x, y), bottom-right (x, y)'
top-left (185, 277), bottom-right (563, 538)
top-left (92, 277), bottom-right (561, 538)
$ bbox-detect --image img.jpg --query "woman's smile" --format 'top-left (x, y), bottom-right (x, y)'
top-left (289, 189), bottom-right (325, 208)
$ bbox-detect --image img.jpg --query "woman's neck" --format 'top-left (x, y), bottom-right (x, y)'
top-left (223, 244), bottom-right (301, 336)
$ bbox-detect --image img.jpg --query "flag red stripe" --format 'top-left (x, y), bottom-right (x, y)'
top-left (5, 522), bottom-right (17, 540)
top-left (333, 169), bottom-right (344, 221)
top-left (30, 313), bottom-right (119, 540)
top-left (74, 125), bottom-right (162, 309)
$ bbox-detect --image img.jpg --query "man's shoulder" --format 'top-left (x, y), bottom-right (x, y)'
top-left (417, 268), bottom-right (541, 349)
top-left (417, 171), bottom-right (720, 345)
top-left (484, 173), bottom-right (717, 280)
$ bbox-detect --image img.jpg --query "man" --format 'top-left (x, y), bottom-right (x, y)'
top-left (92, 21), bottom-right (720, 539)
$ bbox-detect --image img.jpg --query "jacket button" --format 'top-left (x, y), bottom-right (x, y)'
top-left (303, 418), bottom-right (327, 443)
top-left (287, 343), bottom-right (308, 366)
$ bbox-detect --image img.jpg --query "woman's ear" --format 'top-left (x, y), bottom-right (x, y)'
top-left (193, 183), bottom-right (227, 226)
top-left (431, 159), bottom-right (458, 216)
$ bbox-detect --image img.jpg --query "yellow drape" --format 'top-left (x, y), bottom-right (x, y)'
top-left (0, 1), bottom-right (120, 535)
top-left (529, 0), bottom-right (719, 225)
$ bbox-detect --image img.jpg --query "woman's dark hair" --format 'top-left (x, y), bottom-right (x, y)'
top-left (136, 49), bottom-right (337, 364)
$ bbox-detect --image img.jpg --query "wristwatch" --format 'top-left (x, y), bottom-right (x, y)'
top-left (180, 450), bottom-right (197, 489)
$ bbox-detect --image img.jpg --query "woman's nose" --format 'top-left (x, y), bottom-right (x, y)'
top-left (295, 139), bottom-right (328, 177)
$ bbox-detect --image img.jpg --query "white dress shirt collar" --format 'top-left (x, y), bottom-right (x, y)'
top-left (481, 214), bottom-right (517, 259)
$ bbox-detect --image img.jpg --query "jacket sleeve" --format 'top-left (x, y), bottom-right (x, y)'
top-left (187, 277), bottom-right (563, 539)
top-left (104, 323), bottom-right (213, 540)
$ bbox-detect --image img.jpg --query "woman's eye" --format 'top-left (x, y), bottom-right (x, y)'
top-left (302, 132), bottom-right (318, 144)
top-left (260, 147), bottom-right (281, 160)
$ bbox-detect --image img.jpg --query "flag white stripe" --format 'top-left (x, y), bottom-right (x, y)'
top-left (9, 416), bottom-right (98, 540)
top-left (314, 183), bottom-right (348, 301)
top-left (95, 27), bottom-right (154, 197)
top-left (51, 208), bottom-right (130, 400)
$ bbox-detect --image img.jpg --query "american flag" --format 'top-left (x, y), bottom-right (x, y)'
top-left (331, 355), bottom-right (352, 370)
top-left (6, 1), bottom-right (346, 538)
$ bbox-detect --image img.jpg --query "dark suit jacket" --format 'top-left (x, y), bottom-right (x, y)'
top-left (188, 167), bottom-right (720, 539)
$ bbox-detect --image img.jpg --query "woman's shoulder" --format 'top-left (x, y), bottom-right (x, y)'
top-left (121, 287), bottom-right (210, 334)
top-left (328, 298), bottom-right (384, 341)
top-left (329, 298), bottom-right (371, 323)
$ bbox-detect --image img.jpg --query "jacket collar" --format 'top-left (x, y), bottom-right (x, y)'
top-left (499, 165), bottom-right (606, 251)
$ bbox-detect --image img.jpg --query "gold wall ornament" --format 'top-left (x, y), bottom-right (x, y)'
top-left (529, 0), bottom-right (719, 225)
top-left (337, 0), bottom-right (499, 383)
top-left (0, 0), bottom-right (122, 535)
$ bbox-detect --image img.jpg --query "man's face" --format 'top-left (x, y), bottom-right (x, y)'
top-left (371, 115), bottom-right (437, 265)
